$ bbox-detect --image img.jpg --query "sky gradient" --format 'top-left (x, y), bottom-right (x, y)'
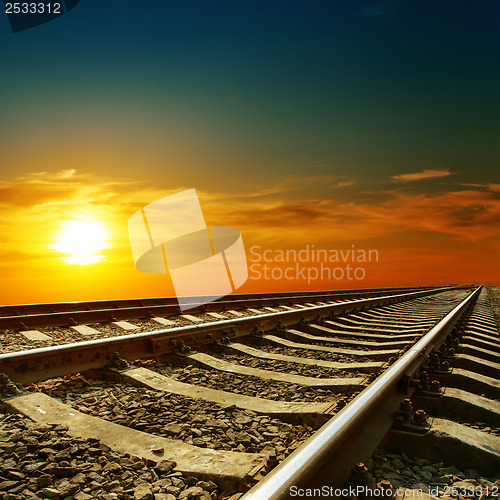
top-left (0, 0), bottom-right (499, 305)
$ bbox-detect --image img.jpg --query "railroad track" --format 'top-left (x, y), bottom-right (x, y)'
top-left (0, 287), bottom-right (440, 357)
top-left (0, 287), bottom-right (430, 332)
top-left (0, 285), bottom-right (498, 500)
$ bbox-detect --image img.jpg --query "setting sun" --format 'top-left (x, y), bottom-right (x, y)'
top-left (52, 219), bottom-right (109, 265)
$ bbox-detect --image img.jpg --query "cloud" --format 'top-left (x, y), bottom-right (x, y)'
top-left (231, 174), bottom-right (347, 199)
top-left (461, 183), bottom-right (500, 192)
top-left (2, 169), bottom-right (498, 304)
top-left (1, 169), bottom-right (499, 272)
top-left (391, 168), bottom-right (452, 182)
top-left (205, 181), bottom-right (500, 245)
top-left (353, 189), bottom-right (500, 242)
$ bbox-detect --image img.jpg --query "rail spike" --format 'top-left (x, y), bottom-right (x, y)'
top-left (276, 321), bottom-right (287, 332)
top-left (251, 326), bottom-right (264, 337)
top-left (298, 317), bottom-right (311, 332)
top-left (107, 352), bottom-right (131, 372)
top-left (392, 400), bottom-right (430, 434)
top-left (313, 314), bottom-right (325, 325)
top-left (0, 373), bottom-right (23, 399)
top-left (174, 341), bottom-right (193, 355)
top-left (347, 462), bottom-right (376, 490)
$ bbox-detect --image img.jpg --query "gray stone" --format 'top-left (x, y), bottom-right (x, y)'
top-left (103, 480), bottom-right (121, 492)
top-left (5, 471), bottom-right (24, 480)
top-left (205, 419), bottom-right (227, 429)
top-left (37, 476), bottom-right (53, 488)
top-left (39, 488), bottom-right (60, 499)
top-left (401, 468), bottom-right (419, 480)
top-left (166, 486), bottom-right (181, 495)
top-left (46, 466), bottom-right (77, 478)
top-left (0, 481), bottom-right (19, 490)
top-left (192, 438), bottom-right (207, 447)
top-left (154, 460), bottom-right (176, 475)
top-left (179, 486), bottom-right (205, 498)
top-left (421, 465), bottom-right (437, 475)
top-left (414, 458), bottom-right (432, 467)
top-left (196, 480), bottom-right (217, 491)
top-left (430, 476), bottom-right (451, 484)
top-left (439, 465), bottom-right (459, 475)
top-left (391, 459), bottom-right (405, 470)
top-left (465, 469), bottom-right (480, 479)
top-left (134, 483), bottom-right (154, 500)
top-left (419, 470), bottom-right (433, 481)
top-left (164, 424), bottom-right (182, 435)
top-left (409, 483), bottom-right (430, 493)
top-left (87, 471), bottom-right (104, 483)
top-left (57, 480), bottom-right (79, 496)
top-left (235, 432), bottom-right (253, 445)
top-left (71, 473), bottom-right (86, 484)
top-left (383, 472), bottom-right (403, 481)
top-left (74, 493), bottom-right (93, 500)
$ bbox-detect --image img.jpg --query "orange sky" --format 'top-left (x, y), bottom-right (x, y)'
top-left (0, 168), bottom-right (498, 305)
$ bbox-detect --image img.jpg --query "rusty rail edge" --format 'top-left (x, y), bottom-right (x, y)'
top-left (0, 286), bottom-right (461, 384)
top-left (239, 286), bottom-right (482, 500)
top-left (0, 287), bottom-right (435, 330)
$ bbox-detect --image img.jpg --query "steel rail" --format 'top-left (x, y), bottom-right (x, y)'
top-left (239, 286), bottom-right (482, 500)
top-left (0, 287), bottom-right (427, 316)
top-left (0, 287), bottom-right (434, 330)
top-left (0, 287), bottom-right (455, 384)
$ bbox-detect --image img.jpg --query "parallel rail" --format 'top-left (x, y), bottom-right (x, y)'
top-left (0, 286), bottom-right (455, 384)
top-left (0, 287), bottom-right (435, 330)
top-left (240, 286), bottom-right (482, 499)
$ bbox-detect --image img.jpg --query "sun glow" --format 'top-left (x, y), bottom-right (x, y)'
top-left (52, 219), bottom-right (109, 265)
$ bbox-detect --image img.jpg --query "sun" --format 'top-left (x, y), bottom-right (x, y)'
top-left (52, 219), bottom-right (109, 265)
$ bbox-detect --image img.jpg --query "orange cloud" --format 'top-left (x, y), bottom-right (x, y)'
top-left (391, 168), bottom-right (452, 182)
top-left (200, 183), bottom-right (499, 246)
top-left (0, 169), bottom-right (498, 306)
top-left (462, 183), bottom-right (500, 192)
